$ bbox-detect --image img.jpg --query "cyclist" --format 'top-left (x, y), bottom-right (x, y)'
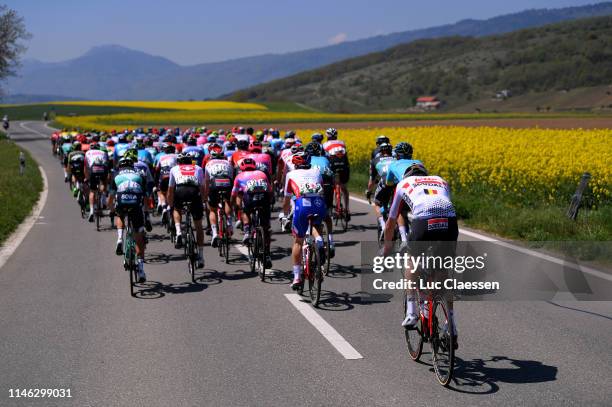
top-left (60, 137), bottom-right (74, 182)
top-left (247, 141), bottom-right (273, 180)
top-left (167, 153), bottom-right (206, 268)
top-left (231, 139), bottom-right (251, 169)
top-left (366, 142), bottom-right (396, 240)
top-left (84, 143), bottom-right (110, 222)
top-left (280, 152), bottom-right (327, 289)
top-left (125, 148), bottom-right (154, 232)
top-left (135, 137), bottom-right (154, 171)
top-left (323, 128), bottom-right (350, 221)
top-left (304, 142), bottom-right (335, 257)
top-left (67, 141), bottom-right (86, 197)
top-left (385, 142), bottom-right (422, 244)
top-left (112, 156), bottom-right (147, 283)
top-left (155, 144), bottom-right (178, 221)
top-left (204, 145), bottom-right (234, 247)
top-left (384, 163), bottom-right (458, 345)
top-left (182, 136), bottom-right (205, 167)
top-left (231, 158), bottom-right (273, 268)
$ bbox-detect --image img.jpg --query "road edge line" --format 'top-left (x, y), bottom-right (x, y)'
top-left (285, 293), bottom-right (363, 360)
top-left (348, 194), bottom-right (612, 282)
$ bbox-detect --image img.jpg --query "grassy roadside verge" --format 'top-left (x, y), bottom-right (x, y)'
top-left (0, 131), bottom-right (43, 245)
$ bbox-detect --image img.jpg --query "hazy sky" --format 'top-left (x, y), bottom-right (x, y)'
top-left (4, 0), bottom-right (605, 65)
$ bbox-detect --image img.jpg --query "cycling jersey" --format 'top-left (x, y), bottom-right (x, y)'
top-left (182, 145), bottom-right (205, 167)
top-left (134, 161), bottom-right (155, 196)
top-left (388, 176), bottom-right (456, 220)
top-left (113, 143), bottom-right (130, 163)
top-left (370, 155), bottom-right (396, 182)
top-left (205, 159), bottom-right (234, 205)
top-left (156, 154), bottom-right (178, 175)
top-left (112, 168), bottom-right (146, 207)
top-left (230, 150), bottom-right (250, 168)
top-left (68, 151), bottom-right (86, 175)
top-left (248, 153), bottom-right (273, 178)
top-left (169, 164), bottom-right (204, 188)
top-left (284, 168), bottom-right (324, 198)
top-left (136, 149), bottom-right (154, 168)
top-left (309, 156), bottom-right (334, 183)
top-left (323, 140), bottom-right (347, 158)
top-left (231, 170), bottom-right (271, 198)
top-left (385, 159), bottom-right (423, 186)
top-left (85, 149), bottom-right (109, 173)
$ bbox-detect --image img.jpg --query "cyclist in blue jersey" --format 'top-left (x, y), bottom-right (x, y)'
top-left (305, 142), bottom-right (335, 257)
top-left (182, 136), bottom-right (205, 167)
top-left (384, 142), bottom-right (423, 244)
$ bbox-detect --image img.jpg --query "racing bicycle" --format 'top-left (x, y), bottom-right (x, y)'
top-left (297, 214), bottom-right (323, 307)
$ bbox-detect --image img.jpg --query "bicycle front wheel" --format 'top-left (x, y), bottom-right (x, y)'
top-left (431, 297), bottom-right (455, 386)
top-left (255, 227), bottom-right (266, 281)
top-left (187, 230), bottom-right (197, 283)
top-left (320, 220), bottom-right (331, 276)
top-left (404, 292), bottom-right (424, 361)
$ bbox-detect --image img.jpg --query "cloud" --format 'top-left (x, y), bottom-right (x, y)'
top-left (328, 33), bottom-right (348, 45)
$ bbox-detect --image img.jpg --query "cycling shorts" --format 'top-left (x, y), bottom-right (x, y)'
top-left (292, 196), bottom-right (326, 238)
top-left (242, 192), bottom-right (271, 228)
top-left (374, 183), bottom-right (393, 208)
top-left (408, 217), bottom-right (459, 249)
top-left (158, 174), bottom-right (170, 193)
top-left (208, 183), bottom-right (232, 208)
top-left (89, 170), bottom-right (108, 190)
top-left (328, 156), bottom-right (350, 184)
top-left (174, 185), bottom-right (203, 221)
top-left (115, 193), bottom-right (145, 231)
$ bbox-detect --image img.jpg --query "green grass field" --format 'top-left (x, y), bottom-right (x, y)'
top-left (0, 132), bottom-right (43, 245)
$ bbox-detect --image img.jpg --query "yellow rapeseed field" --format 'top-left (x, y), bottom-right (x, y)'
top-left (303, 126), bottom-right (612, 206)
top-left (48, 100), bottom-right (267, 111)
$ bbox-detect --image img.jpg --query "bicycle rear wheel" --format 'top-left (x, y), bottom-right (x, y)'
top-left (404, 292), bottom-right (424, 361)
top-left (217, 211), bottom-right (225, 258)
top-left (308, 242), bottom-right (322, 307)
top-left (187, 231), bottom-right (197, 283)
top-left (256, 227), bottom-right (266, 281)
top-left (431, 297), bottom-right (455, 386)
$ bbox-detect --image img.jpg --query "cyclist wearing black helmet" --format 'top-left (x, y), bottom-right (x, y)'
top-left (155, 144), bottom-right (178, 220)
top-left (84, 142), bottom-right (110, 222)
top-left (112, 155), bottom-right (148, 283)
top-left (323, 128), bottom-right (351, 221)
top-left (204, 144), bottom-right (234, 247)
top-left (167, 153), bottom-right (206, 267)
top-left (384, 163), bottom-right (458, 344)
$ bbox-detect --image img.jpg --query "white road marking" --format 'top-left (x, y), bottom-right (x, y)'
top-left (285, 293), bottom-right (363, 360)
top-left (348, 195), bottom-right (612, 282)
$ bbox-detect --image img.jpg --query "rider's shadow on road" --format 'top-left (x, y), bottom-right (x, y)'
top-left (132, 280), bottom-right (208, 299)
top-left (449, 355), bottom-right (558, 394)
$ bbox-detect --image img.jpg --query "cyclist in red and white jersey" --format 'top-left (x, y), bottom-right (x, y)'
top-left (323, 128), bottom-right (351, 220)
top-left (281, 153), bottom-right (327, 289)
top-left (167, 154), bottom-right (206, 268)
top-left (384, 163), bottom-right (458, 345)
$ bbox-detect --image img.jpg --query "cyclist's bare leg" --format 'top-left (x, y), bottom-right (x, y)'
top-left (341, 183), bottom-right (350, 213)
top-left (193, 219), bottom-right (204, 246)
top-left (397, 213), bottom-right (408, 242)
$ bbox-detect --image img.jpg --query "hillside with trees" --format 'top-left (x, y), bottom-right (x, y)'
top-left (227, 16), bottom-right (612, 113)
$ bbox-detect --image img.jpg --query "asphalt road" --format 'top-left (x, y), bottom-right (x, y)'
top-left (1, 121), bottom-right (611, 406)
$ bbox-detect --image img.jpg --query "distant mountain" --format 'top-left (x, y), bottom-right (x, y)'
top-left (0, 94), bottom-right (85, 104)
top-left (227, 16), bottom-right (612, 112)
top-left (5, 2), bottom-right (612, 101)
